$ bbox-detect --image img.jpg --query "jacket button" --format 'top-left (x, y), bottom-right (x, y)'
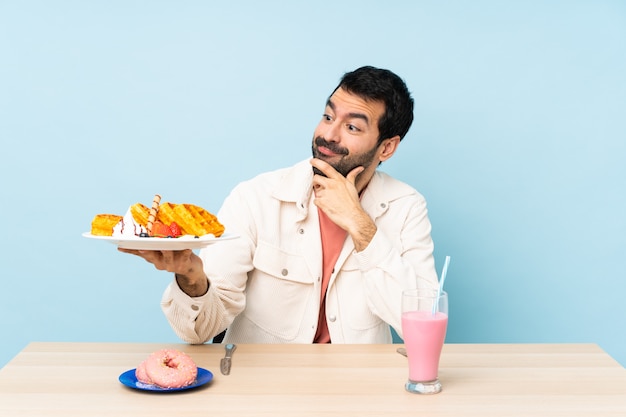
top-left (191, 305), bottom-right (199, 311)
top-left (328, 315), bottom-right (336, 322)
top-left (380, 203), bottom-right (387, 209)
top-left (298, 228), bottom-right (305, 234)
top-left (281, 269), bottom-right (288, 276)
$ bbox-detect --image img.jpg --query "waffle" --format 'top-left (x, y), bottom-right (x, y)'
top-left (157, 202), bottom-right (225, 237)
top-left (90, 214), bottom-right (123, 236)
top-left (129, 203), bottom-right (151, 226)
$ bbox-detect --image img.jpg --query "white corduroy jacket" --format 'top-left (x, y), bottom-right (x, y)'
top-left (161, 159), bottom-right (438, 344)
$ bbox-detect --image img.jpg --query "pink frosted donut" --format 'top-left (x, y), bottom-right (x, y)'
top-left (135, 360), bottom-right (152, 385)
top-left (136, 349), bottom-right (198, 388)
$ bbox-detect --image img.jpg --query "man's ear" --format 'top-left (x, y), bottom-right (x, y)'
top-left (379, 136), bottom-right (401, 162)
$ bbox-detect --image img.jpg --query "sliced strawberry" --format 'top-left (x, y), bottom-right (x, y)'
top-left (169, 222), bottom-right (182, 237)
top-left (150, 221), bottom-right (172, 237)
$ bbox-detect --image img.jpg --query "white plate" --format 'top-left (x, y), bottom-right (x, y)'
top-left (82, 232), bottom-right (238, 250)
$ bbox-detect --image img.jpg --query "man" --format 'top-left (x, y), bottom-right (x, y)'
top-left (121, 66), bottom-right (438, 344)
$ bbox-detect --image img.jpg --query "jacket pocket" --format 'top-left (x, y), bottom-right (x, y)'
top-left (244, 241), bottom-right (315, 339)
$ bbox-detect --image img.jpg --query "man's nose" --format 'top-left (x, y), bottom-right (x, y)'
top-left (323, 121), bottom-right (340, 142)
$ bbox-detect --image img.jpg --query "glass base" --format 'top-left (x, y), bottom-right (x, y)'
top-left (405, 378), bottom-right (442, 394)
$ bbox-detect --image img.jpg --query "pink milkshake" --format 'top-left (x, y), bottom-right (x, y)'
top-left (401, 310), bottom-right (448, 382)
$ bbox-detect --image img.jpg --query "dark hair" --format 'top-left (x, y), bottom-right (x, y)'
top-left (332, 66), bottom-right (414, 143)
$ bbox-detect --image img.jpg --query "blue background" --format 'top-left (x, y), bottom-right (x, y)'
top-left (1, 1), bottom-right (625, 368)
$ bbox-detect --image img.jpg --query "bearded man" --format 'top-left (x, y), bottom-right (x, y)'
top-left (121, 66), bottom-right (438, 344)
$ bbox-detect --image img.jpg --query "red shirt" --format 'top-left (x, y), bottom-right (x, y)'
top-left (313, 208), bottom-right (347, 343)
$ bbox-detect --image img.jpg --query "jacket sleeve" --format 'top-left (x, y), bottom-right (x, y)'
top-left (160, 185), bottom-right (255, 344)
top-left (352, 193), bottom-right (438, 338)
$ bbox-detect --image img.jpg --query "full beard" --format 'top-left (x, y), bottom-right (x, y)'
top-left (311, 136), bottom-right (379, 178)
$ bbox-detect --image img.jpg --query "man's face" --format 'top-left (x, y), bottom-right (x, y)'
top-left (311, 88), bottom-right (385, 178)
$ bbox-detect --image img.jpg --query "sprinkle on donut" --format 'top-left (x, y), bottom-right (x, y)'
top-left (135, 349), bottom-right (198, 389)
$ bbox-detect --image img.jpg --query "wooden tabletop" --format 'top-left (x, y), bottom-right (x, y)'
top-left (1, 342), bottom-right (625, 416)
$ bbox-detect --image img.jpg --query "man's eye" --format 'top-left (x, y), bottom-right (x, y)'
top-left (347, 124), bottom-right (360, 132)
top-left (323, 114), bottom-right (333, 121)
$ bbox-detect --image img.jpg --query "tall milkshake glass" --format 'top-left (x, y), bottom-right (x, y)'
top-left (401, 288), bottom-right (448, 394)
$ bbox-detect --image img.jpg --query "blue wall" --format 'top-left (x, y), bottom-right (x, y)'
top-left (1, 1), bottom-right (625, 368)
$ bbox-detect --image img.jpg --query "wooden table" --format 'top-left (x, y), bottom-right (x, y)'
top-left (1, 342), bottom-right (625, 416)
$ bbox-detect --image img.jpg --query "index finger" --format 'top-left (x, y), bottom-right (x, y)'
top-left (310, 158), bottom-right (342, 179)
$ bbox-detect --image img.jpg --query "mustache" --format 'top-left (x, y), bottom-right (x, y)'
top-left (314, 137), bottom-right (349, 155)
